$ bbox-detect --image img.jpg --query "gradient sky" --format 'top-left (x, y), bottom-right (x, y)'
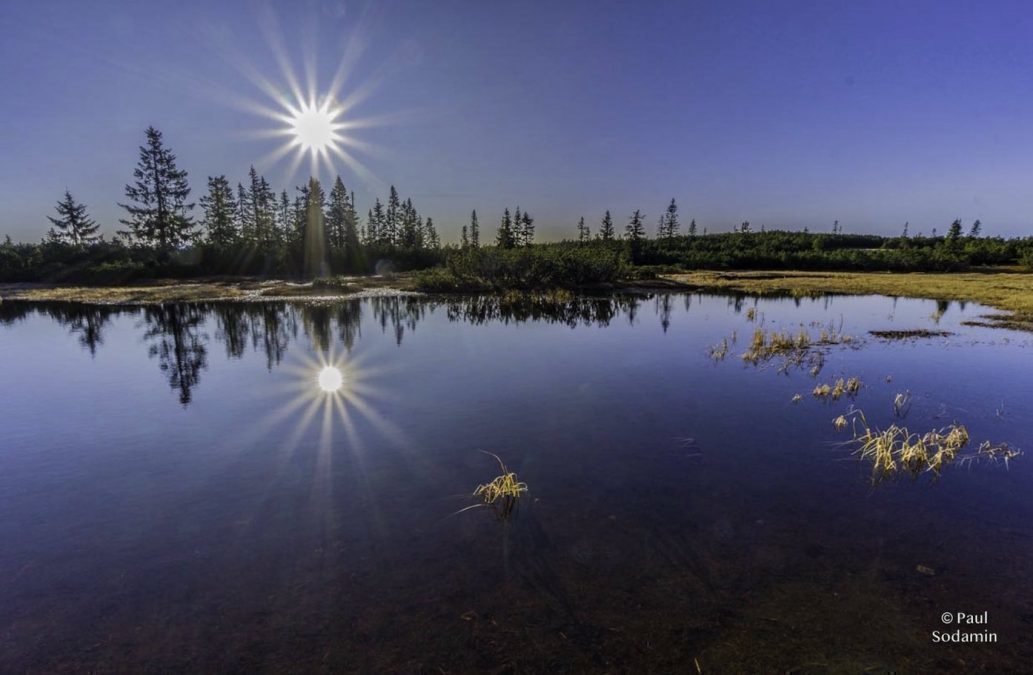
top-left (2, 0), bottom-right (1032, 243)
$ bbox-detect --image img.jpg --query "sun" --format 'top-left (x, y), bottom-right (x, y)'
top-left (317, 365), bottom-right (344, 392)
top-left (289, 100), bottom-right (341, 154)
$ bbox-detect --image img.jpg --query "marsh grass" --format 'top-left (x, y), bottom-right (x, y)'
top-left (740, 324), bottom-right (854, 371)
top-left (473, 452), bottom-right (528, 505)
top-left (664, 269), bottom-right (1033, 333)
top-left (841, 409), bottom-right (1019, 481)
top-left (708, 337), bottom-right (729, 361)
top-left (812, 377), bottom-right (862, 401)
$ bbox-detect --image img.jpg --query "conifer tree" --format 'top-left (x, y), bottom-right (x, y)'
top-left (118, 126), bottom-right (195, 252)
top-left (236, 182), bottom-right (252, 240)
top-left (399, 197), bottom-right (420, 248)
top-left (370, 198), bottom-right (386, 245)
top-left (626, 210), bottom-right (645, 241)
top-left (947, 219), bottom-right (963, 246)
top-left (520, 210), bottom-right (534, 246)
top-left (199, 176), bottom-right (237, 246)
top-left (326, 176), bottom-right (350, 250)
top-left (385, 185), bottom-right (400, 245)
top-left (599, 210), bottom-right (615, 240)
top-left (496, 208), bottom-right (516, 249)
top-left (424, 216), bottom-right (439, 248)
top-left (47, 191), bottom-right (100, 246)
top-left (969, 219), bottom-right (982, 237)
top-left (461, 225), bottom-right (469, 248)
top-left (577, 216), bottom-right (589, 243)
top-left (278, 190), bottom-right (291, 243)
top-left (662, 198), bottom-right (679, 239)
top-left (470, 210), bottom-right (480, 248)
top-left (688, 218), bottom-right (697, 236)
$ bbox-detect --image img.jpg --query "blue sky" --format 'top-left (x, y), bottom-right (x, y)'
top-left (2, 0), bottom-right (1032, 242)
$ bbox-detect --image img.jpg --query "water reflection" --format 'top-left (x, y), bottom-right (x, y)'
top-left (0, 292), bottom-right (981, 407)
top-left (143, 305), bottom-right (209, 405)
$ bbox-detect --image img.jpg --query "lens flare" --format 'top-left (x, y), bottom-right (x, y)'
top-left (318, 365), bottom-right (344, 392)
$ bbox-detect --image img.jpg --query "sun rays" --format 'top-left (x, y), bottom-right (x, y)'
top-left (212, 4), bottom-right (393, 187)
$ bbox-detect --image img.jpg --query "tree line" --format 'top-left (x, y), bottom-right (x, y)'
top-left (5, 125), bottom-right (1033, 286)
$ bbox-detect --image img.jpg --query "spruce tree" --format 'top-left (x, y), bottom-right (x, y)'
top-left (577, 216), bottom-right (588, 243)
top-left (199, 176), bottom-right (237, 246)
top-left (470, 210), bottom-right (480, 248)
top-left (497, 208), bottom-right (515, 249)
top-left (461, 225), bottom-right (469, 248)
top-left (47, 191), bottom-right (100, 246)
top-left (236, 182), bottom-right (252, 241)
top-left (424, 217), bottom-right (439, 248)
top-left (688, 218), bottom-right (697, 236)
top-left (663, 198), bottom-right (679, 239)
top-left (370, 198), bottom-right (386, 245)
top-left (385, 185), bottom-right (400, 245)
top-left (326, 176), bottom-right (349, 250)
top-left (520, 210), bottom-right (534, 246)
top-left (399, 197), bottom-right (419, 248)
top-left (626, 210), bottom-right (646, 241)
top-left (118, 126), bottom-right (195, 252)
top-left (599, 210), bottom-right (615, 241)
top-left (946, 219), bottom-right (963, 246)
top-left (969, 219), bottom-right (982, 237)
top-left (278, 190), bottom-right (291, 244)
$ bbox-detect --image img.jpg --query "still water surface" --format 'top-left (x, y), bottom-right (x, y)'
top-left (1, 293), bottom-right (1032, 671)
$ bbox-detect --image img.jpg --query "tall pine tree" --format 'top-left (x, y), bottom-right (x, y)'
top-left (199, 176), bottom-right (237, 246)
top-left (118, 126), bottom-right (195, 252)
top-left (599, 210), bottom-right (615, 241)
top-left (496, 208), bottom-right (516, 249)
top-left (625, 210), bottom-right (646, 241)
top-left (470, 210), bottom-right (480, 248)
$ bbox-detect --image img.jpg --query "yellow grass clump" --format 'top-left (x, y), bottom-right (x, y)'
top-left (842, 409), bottom-right (1019, 481)
top-left (473, 452), bottom-right (528, 505)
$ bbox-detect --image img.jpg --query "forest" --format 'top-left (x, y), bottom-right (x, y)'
top-left (3, 126), bottom-right (1033, 290)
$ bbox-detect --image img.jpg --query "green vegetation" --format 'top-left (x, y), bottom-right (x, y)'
top-left (414, 242), bottom-right (627, 292)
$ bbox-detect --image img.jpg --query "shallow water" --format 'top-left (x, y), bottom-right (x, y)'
top-left (1, 293), bottom-right (1031, 671)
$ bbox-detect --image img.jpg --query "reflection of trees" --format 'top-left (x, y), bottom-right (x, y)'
top-left (656, 294), bottom-right (672, 333)
top-left (0, 301), bottom-right (34, 326)
top-left (2, 302), bottom-right (117, 356)
top-left (335, 299), bottom-right (362, 352)
top-left (214, 304), bottom-right (250, 359)
top-left (10, 292), bottom-right (706, 407)
top-left (371, 296), bottom-right (427, 345)
top-left (252, 303), bottom-right (297, 369)
top-left (143, 305), bottom-right (208, 406)
top-left (443, 293), bottom-right (643, 329)
top-left (301, 303), bottom-right (334, 352)
top-left (214, 303), bottom-right (297, 367)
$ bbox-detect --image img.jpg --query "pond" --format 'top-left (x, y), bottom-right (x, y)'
top-left (1, 292), bottom-right (1031, 671)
